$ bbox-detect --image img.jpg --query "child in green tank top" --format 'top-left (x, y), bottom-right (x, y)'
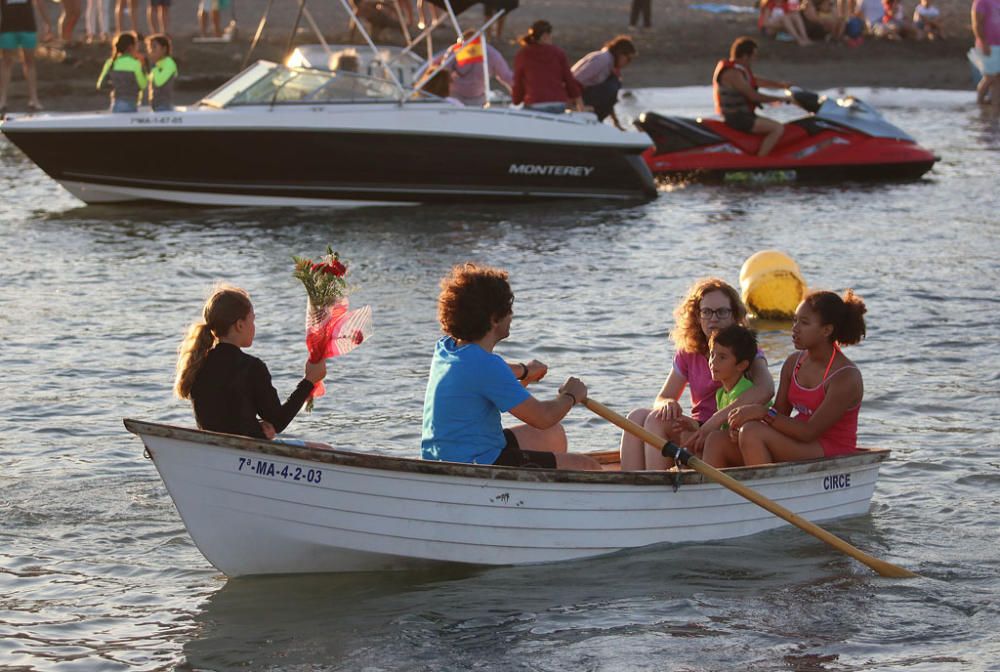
top-left (709, 325), bottom-right (765, 430)
top-left (702, 324), bottom-right (773, 465)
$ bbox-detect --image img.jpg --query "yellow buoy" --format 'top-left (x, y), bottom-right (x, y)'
top-left (739, 250), bottom-right (806, 320)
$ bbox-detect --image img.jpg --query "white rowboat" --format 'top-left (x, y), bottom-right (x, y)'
top-left (125, 419), bottom-right (889, 577)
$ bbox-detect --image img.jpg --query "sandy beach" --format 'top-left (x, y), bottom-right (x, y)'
top-left (3, 0), bottom-right (977, 112)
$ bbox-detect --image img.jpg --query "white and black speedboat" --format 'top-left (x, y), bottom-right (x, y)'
top-left (1, 0), bottom-right (656, 209)
top-left (1, 62), bottom-right (654, 207)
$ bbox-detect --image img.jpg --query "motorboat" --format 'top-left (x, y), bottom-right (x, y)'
top-left (637, 88), bottom-right (937, 182)
top-left (1, 61), bottom-right (653, 207)
top-left (0, 0), bottom-right (655, 207)
top-left (125, 418), bottom-right (889, 576)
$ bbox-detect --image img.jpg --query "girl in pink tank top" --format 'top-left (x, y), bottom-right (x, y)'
top-left (787, 345), bottom-right (860, 456)
top-left (704, 289), bottom-right (867, 468)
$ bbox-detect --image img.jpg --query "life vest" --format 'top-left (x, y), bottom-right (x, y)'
top-left (712, 59), bottom-right (757, 116)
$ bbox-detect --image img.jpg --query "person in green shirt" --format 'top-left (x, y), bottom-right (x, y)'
top-left (703, 325), bottom-right (774, 468)
top-left (146, 34), bottom-right (177, 111)
top-left (96, 31), bottom-right (146, 113)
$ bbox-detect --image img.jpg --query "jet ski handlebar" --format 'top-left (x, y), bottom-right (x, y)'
top-left (784, 86), bottom-right (823, 114)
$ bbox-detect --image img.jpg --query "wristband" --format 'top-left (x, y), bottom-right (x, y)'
top-left (516, 363), bottom-right (528, 381)
top-left (562, 391), bottom-right (578, 405)
top-left (763, 407), bottom-right (778, 424)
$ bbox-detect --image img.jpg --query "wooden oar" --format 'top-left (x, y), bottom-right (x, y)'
top-left (584, 398), bottom-right (918, 579)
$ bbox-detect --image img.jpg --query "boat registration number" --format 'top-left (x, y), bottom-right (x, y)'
top-left (237, 456), bottom-right (322, 484)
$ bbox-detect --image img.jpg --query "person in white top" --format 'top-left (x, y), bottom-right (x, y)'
top-left (571, 35), bottom-right (636, 130)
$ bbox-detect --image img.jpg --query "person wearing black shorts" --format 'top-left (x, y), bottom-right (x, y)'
top-left (421, 263), bottom-right (603, 471)
top-left (712, 37), bottom-right (793, 156)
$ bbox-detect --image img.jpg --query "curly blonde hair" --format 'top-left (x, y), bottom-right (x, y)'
top-left (670, 278), bottom-right (747, 355)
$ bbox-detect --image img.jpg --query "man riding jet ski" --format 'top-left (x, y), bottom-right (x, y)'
top-left (635, 37), bottom-right (937, 182)
top-left (713, 37), bottom-right (792, 157)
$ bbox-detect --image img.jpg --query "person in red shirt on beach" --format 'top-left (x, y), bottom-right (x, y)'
top-left (512, 19), bottom-right (583, 113)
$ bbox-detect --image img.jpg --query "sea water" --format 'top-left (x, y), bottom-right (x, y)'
top-left (1, 89), bottom-right (998, 671)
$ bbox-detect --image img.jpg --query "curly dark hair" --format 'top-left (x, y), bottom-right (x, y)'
top-left (437, 263), bottom-right (514, 341)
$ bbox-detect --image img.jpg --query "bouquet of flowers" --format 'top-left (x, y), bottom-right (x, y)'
top-left (292, 246), bottom-right (373, 411)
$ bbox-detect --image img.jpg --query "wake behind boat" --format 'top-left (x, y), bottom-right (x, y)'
top-left (125, 418), bottom-right (888, 577)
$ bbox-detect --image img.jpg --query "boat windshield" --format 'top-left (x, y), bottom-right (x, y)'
top-left (200, 61), bottom-right (402, 108)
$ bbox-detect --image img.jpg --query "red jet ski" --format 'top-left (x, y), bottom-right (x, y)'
top-left (636, 88), bottom-right (937, 183)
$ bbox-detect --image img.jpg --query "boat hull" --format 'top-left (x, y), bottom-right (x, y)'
top-left (126, 420), bottom-right (888, 577)
top-left (2, 107), bottom-right (656, 206)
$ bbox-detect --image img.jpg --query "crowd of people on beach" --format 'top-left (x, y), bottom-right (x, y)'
top-left (176, 265), bottom-right (868, 474)
top-left (757, 0), bottom-right (945, 47)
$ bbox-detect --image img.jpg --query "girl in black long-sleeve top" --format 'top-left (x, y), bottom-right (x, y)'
top-left (174, 285), bottom-right (326, 439)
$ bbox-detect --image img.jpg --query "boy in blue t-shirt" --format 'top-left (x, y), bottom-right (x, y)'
top-left (421, 263), bottom-right (601, 470)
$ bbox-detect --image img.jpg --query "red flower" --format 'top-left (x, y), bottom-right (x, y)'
top-left (330, 260), bottom-right (347, 277)
top-left (352, 330), bottom-right (364, 345)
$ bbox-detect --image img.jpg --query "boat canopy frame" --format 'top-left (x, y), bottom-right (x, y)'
top-left (242, 0), bottom-right (510, 105)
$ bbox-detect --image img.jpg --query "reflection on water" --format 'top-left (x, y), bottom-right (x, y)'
top-left (2, 89), bottom-right (999, 671)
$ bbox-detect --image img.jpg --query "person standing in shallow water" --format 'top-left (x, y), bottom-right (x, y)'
top-left (716, 289), bottom-right (866, 467)
top-left (175, 285), bottom-right (327, 440)
top-left (422, 263), bottom-right (603, 470)
top-left (971, 0), bottom-right (1000, 113)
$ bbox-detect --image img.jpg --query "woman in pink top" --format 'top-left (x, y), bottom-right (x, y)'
top-left (722, 289), bottom-right (866, 467)
top-left (971, 0), bottom-right (1000, 113)
top-left (620, 278), bottom-right (775, 470)
top-left (511, 20), bottom-right (583, 113)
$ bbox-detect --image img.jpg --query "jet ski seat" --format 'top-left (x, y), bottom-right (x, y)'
top-left (699, 118), bottom-right (810, 155)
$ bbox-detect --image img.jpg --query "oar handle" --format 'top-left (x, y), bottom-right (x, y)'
top-left (584, 398), bottom-right (918, 579)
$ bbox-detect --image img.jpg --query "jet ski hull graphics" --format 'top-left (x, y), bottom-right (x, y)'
top-left (2, 106), bottom-right (656, 206)
top-left (637, 94), bottom-right (936, 183)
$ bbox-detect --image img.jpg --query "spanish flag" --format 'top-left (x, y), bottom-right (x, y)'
top-left (454, 37), bottom-right (485, 67)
